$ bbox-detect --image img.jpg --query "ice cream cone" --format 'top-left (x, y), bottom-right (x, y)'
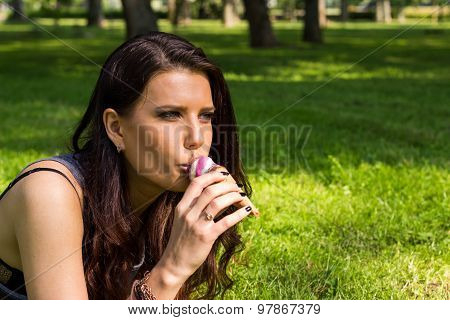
top-left (188, 156), bottom-right (260, 217)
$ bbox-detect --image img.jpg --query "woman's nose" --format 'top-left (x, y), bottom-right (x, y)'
top-left (183, 120), bottom-right (205, 150)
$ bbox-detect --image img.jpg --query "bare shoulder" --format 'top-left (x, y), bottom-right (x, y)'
top-left (4, 159), bottom-right (85, 241)
top-left (14, 160), bottom-right (84, 226)
top-left (17, 160), bottom-right (84, 206)
top-left (11, 160), bottom-right (88, 299)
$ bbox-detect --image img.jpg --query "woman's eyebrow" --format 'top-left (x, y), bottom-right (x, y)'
top-left (154, 105), bottom-right (216, 112)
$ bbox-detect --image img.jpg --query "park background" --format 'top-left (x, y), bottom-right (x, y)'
top-left (0, 0), bottom-right (449, 299)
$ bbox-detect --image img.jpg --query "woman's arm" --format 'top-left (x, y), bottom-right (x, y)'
top-left (12, 170), bottom-right (187, 300)
top-left (128, 170), bottom-right (253, 300)
top-left (127, 262), bottom-right (185, 300)
top-left (13, 171), bottom-right (89, 299)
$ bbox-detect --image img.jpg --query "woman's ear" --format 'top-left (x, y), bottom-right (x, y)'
top-left (103, 108), bottom-right (124, 150)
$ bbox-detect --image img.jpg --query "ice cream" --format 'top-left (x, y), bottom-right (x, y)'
top-left (188, 156), bottom-right (260, 217)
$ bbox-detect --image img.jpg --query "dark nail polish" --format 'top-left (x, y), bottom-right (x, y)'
top-left (240, 192), bottom-right (247, 197)
top-left (245, 206), bottom-right (252, 212)
top-left (237, 183), bottom-right (243, 187)
top-left (221, 171), bottom-right (229, 176)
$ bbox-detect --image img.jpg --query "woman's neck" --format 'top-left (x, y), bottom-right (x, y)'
top-left (124, 159), bottom-right (164, 217)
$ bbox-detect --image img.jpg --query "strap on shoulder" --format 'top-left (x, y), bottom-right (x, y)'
top-left (0, 168), bottom-right (82, 209)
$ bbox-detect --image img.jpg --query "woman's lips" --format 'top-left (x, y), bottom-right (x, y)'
top-left (178, 157), bottom-right (198, 174)
top-left (178, 164), bottom-right (190, 173)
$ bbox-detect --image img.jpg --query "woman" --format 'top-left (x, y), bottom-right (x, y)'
top-left (0, 31), bottom-right (255, 300)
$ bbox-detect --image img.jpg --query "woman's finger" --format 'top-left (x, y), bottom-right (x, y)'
top-left (212, 205), bottom-right (253, 236)
top-left (198, 191), bottom-right (244, 222)
top-left (177, 171), bottom-right (228, 212)
top-left (190, 182), bottom-right (241, 218)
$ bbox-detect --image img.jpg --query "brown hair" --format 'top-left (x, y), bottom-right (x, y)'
top-left (69, 31), bottom-right (253, 299)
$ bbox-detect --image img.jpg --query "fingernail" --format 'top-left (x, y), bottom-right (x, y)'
top-left (245, 206), bottom-right (251, 212)
top-left (237, 183), bottom-right (243, 187)
top-left (240, 192), bottom-right (247, 197)
top-left (221, 171), bottom-right (229, 176)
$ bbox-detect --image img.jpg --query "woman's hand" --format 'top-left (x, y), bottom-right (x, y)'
top-left (158, 170), bottom-right (252, 285)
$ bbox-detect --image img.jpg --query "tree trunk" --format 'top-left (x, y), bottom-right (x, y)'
top-left (54, 0), bottom-right (62, 26)
top-left (222, 0), bottom-right (240, 28)
top-left (170, 0), bottom-right (184, 26)
top-left (242, 0), bottom-right (278, 48)
top-left (340, 0), bottom-right (349, 21)
top-left (376, 0), bottom-right (384, 22)
top-left (87, 0), bottom-right (104, 27)
top-left (198, 0), bottom-right (208, 19)
top-left (319, 0), bottom-right (327, 28)
top-left (397, 6), bottom-right (406, 23)
top-left (121, 0), bottom-right (159, 39)
top-left (9, 0), bottom-right (26, 21)
top-left (376, 0), bottom-right (392, 23)
top-left (382, 0), bottom-right (392, 23)
top-left (303, 0), bottom-right (322, 43)
top-left (179, 0), bottom-right (192, 25)
top-left (168, 0), bottom-right (177, 24)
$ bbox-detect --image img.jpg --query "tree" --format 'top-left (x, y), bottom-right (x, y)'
top-left (168, 0), bottom-right (191, 27)
top-left (87, 0), bottom-right (104, 27)
top-left (179, 0), bottom-right (192, 25)
top-left (340, 0), bottom-right (349, 21)
top-left (319, 0), bottom-right (327, 28)
top-left (376, 0), bottom-right (392, 23)
top-left (242, 0), bottom-right (278, 47)
top-left (222, 0), bottom-right (240, 27)
top-left (168, 0), bottom-right (177, 24)
top-left (9, 0), bottom-right (26, 21)
top-left (197, 0), bottom-right (208, 19)
top-left (382, 0), bottom-right (392, 23)
top-left (303, 0), bottom-right (322, 43)
top-left (121, 0), bottom-right (159, 38)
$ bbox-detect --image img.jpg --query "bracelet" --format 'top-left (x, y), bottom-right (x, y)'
top-left (134, 270), bottom-right (157, 300)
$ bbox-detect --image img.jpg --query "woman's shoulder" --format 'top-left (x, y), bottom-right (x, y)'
top-left (16, 154), bottom-right (83, 206)
top-left (10, 158), bottom-right (84, 220)
top-left (11, 164), bottom-right (87, 299)
top-left (0, 158), bottom-right (85, 273)
top-left (3, 157), bottom-right (85, 230)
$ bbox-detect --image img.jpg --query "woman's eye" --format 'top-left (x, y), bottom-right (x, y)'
top-left (157, 111), bottom-right (215, 121)
top-left (201, 112), bottom-right (215, 121)
top-left (158, 111), bottom-right (181, 119)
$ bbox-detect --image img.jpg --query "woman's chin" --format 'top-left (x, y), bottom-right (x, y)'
top-left (164, 176), bottom-right (190, 192)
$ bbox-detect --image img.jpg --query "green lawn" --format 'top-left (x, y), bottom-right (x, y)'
top-left (0, 18), bottom-right (449, 299)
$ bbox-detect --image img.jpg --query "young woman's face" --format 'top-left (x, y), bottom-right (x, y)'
top-left (120, 70), bottom-right (215, 192)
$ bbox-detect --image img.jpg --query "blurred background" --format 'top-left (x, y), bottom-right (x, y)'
top-left (1, 0), bottom-right (450, 41)
top-left (0, 0), bottom-right (449, 299)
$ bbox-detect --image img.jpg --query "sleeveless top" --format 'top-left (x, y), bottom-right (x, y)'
top-left (0, 153), bottom-right (145, 300)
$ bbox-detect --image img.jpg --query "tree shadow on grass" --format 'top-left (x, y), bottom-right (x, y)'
top-left (1, 77), bottom-right (448, 175)
top-left (1, 22), bottom-right (448, 176)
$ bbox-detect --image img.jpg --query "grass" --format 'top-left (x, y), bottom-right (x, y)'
top-left (0, 18), bottom-right (449, 299)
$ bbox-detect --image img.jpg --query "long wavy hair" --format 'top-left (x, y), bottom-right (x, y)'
top-left (68, 31), bottom-right (253, 299)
